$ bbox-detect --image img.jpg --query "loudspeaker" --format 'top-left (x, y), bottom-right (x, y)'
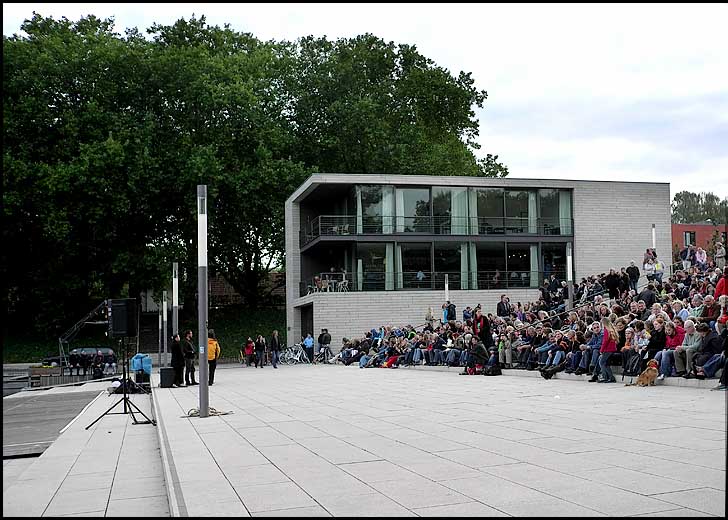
top-left (109, 298), bottom-right (138, 338)
top-left (159, 367), bottom-right (175, 388)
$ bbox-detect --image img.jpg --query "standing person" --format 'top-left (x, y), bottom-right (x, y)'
top-left (317, 329), bottom-right (325, 361)
top-left (320, 328), bottom-right (331, 365)
top-left (303, 333), bottom-right (314, 362)
top-left (715, 242), bottom-right (726, 270)
top-left (695, 247), bottom-right (708, 271)
top-left (182, 330), bottom-right (197, 385)
top-left (254, 334), bottom-right (266, 368)
top-left (207, 329), bottom-right (221, 385)
top-left (425, 306), bottom-right (435, 329)
top-left (244, 337), bottom-right (255, 366)
top-left (170, 332), bottom-right (185, 387)
top-left (597, 318), bottom-right (619, 383)
top-left (626, 261), bottom-right (640, 292)
top-left (496, 294), bottom-right (510, 318)
top-left (269, 330), bottom-right (281, 369)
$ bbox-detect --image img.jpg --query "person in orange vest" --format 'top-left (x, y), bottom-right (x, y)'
top-left (207, 329), bottom-right (221, 386)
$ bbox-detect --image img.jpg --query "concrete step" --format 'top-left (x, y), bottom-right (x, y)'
top-left (400, 364), bottom-right (722, 389)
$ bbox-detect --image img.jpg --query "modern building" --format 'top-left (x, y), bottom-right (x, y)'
top-left (285, 174), bottom-right (671, 347)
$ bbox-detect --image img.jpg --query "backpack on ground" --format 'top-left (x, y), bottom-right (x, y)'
top-left (483, 364), bottom-right (502, 376)
top-left (622, 350), bottom-right (642, 382)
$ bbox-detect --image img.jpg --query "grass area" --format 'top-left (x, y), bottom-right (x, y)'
top-left (178, 306), bottom-right (286, 360)
top-left (3, 306), bottom-right (286, 363)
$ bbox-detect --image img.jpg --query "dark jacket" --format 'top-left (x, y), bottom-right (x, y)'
top-left (698, 331), bottom-right (723, 356)
top-left (254, 339), bottom-right (266, 352)
top-left (469, 341), bottom-right (489, 364)
top-left (446, 303), bottom-right (456, 321)
top-left (496, 301), bottom-right (510, 317)
top-left (170, 339), bottom-right (185, 368)
top-left (647, 328), bottom-right (666, 352)
top-left (182, 338), bottom-right (195, 359)
top-left (626, 265), bottom-right (640, 282)
top-left (269, 334), bottom-right (281, 352)
top-left (322, 332), bottom-right (331, 345)
top-left (637, 289), bottom-right (657, 308)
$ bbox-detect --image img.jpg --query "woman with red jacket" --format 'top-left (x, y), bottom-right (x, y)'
top-left (714, 267), bottom-right (728, 300)
top-left (597, 317), bottom-right (618, 383)
top-left (654, 321), bottom-right (685, 380)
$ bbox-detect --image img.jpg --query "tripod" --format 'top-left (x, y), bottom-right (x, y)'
top-left (85, 337), bottom-right (156, 429)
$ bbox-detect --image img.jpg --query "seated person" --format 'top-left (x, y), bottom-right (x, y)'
top-left (459, 336), bottom-right (489, 375)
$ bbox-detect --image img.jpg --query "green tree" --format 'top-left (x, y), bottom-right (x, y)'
top-left (3, 13), bottom-right (508, 337)
top-left (671, 191), bottom-right (728, 224)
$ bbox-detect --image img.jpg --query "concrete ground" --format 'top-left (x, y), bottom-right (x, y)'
top-left (3, 390), bottom-right (102, 457)
top-left (154, 364), bottom-right (726, 517)
top-left (2, 384), bottom-right (169, 517)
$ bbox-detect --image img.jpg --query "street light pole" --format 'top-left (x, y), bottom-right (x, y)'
top-left (162, 290), bottom-right (168, 367)
top-left (197, 185), bottom-right (209, 418)
top-left (172, 262), bottom-right (179, 337)
top-left (566, 242), bottom-right (574, 311)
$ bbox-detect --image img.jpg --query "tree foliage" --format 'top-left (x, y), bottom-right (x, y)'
top-left (3, 13), bottom-right (508, 336)
top-left (671, 191), bottom-right (728, 224)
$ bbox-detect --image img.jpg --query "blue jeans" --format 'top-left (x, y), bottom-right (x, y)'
top-left (459, 350), bottom-right (469, 366)
top-left (432, 350), bottom-right (446, 364)
top-left (701, 354), bottom-right (725, 378)
top-left (270, 350), bottom-right (279, 368)
top-left (359, 355), bottom-right (371, 368)
top-left (567, 351), bottom-right (582, 371)
top-left (546, 351), bottom-right (564, 367)
top-left (599, 352), bottom-right (614, 381)
top-left (654, 350), bottom-right (674, 376)
top-left (579, 348), bottom-right (599, 369)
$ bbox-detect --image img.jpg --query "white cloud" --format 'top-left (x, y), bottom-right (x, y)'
top-left (3, 3), bottom-right (727, 201)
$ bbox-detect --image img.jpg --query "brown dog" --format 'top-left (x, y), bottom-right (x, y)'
top-left (626, 359), bottom-right (659, 387)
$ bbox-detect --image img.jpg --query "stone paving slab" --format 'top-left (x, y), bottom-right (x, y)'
top-left (152, 363), bottom-right (725, 517)
top-left (2, 386), bottom-right (169, 518)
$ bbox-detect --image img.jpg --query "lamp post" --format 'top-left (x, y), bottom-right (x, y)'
top-left (197, 185), bottom-right (209, 418)
top-left (162, 290), bottom-right (168, 367)
top-left (566, 242), bottom-right (574, 311)
top-left (172, 263), bottom-right (179, 337)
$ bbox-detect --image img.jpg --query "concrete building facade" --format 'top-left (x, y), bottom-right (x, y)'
top-left (285, 174), bottom-right (671, 347)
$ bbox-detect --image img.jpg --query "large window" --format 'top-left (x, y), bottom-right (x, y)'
top-left (355, 243), bottom-right (394, 291)
top-left (471, 188), bottom-right (505, 234)
top-left (474, 242), bottom-right (506, 289)
top-left (356, 185), bottom-right (394, 234)
top-left (538, 189), bottom-right (572, 235)
top-left (395, 188), bottom-right (430, 232)
top-left (541, 243), bottom-right (567, 281)
top-left (434, 242), bottom-right (469, 289)
top-left (505, 190), bottom-right (537, 233)
top-left (432, 187), bottom-right (469, 235)
top-left (396, 243), bottom-right (432, 289)
top-left (506, 243), bottom-right (539, 288)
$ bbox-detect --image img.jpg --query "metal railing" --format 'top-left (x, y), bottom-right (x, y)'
top-left (299, 270), bottom-right (567, 296)
top-left (300, 215), bottom-right (574, 245)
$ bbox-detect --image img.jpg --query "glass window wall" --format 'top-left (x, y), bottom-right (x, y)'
top-left (474, 242), bottom-right (506, 289)
top-left (471, 188), bottom-right (505, 234)
top-left (395, 188), bottom-right (430, 233)
top-left (396, 243), bottom-right (432, 289)
top-left (355, 243), bottom-right (394, 291)
top-left (433, 187), bottom-right (469, 235)
top-left (506, 243), bottom-right (539, 288)
top-left (434, 242), bottom-right (469, 289)
top-left (538, 189), bottom-right (572, 235)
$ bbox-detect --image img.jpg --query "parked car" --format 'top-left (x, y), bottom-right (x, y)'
top-left (43, 346), bottom-right (115, 367)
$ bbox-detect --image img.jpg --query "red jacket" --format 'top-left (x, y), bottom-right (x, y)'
top-left (714, 276), bottom-right (727, 299)
top-left (600, 331), bottom-right (618, 353)
top-left (665, 326), bottom-right (686, 349)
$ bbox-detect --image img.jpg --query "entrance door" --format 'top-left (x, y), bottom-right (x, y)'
top-left (300, 304), bottom-right (314, 342)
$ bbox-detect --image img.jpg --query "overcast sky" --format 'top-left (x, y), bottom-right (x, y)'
top-left (4, 3), bottom-right (727, 200)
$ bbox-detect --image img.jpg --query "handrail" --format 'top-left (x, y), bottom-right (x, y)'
top-left (300, 214), bottom-right (574, 245)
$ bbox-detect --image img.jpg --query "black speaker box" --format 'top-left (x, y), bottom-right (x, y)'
top-left (109, 298), bottom-right (138, 338)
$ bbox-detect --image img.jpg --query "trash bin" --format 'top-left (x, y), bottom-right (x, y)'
top-left (159, 367), bottom-right (175, 388)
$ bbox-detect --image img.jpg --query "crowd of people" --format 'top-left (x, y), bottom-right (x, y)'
top-left (324, 248), bottom-right (728, 391)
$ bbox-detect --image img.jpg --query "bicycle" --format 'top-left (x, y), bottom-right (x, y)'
top-left (314, 345), bottom-right (335, 364)
top-left (280, 343), bottom-right (311, 365)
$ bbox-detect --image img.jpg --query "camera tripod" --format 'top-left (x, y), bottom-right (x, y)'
top-left (85, 337), bottom-right (156, 429)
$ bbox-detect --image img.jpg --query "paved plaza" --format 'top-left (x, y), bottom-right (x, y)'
top-left (154, 364), bottom-right (726, 517)
top-left (3, 383), bottom-right (169, 517)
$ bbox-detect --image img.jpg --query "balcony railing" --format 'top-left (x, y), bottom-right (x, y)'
top-left (298, 270), bottom-right (566, 297)
top-left (300, 215), bottom-right (573, 246)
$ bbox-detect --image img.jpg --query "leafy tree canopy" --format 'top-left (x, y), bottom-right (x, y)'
top-left (3, 13), bottom-right (507, 336)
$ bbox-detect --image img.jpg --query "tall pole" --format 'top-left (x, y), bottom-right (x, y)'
top-left (158, 307), bottom-right (162, 372)
top-left (197, 185), bottom-right (209, 418)
top-left (163, 290), bottom-right (168, 367)
top-left (444, 273), bottom-right (449, 303)
top-left (651, 223), bottom-right (656, 251)
top-left (172, 263), bottom-right (179, 337)
top-left (566, 242), bottom-right (574, 311)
